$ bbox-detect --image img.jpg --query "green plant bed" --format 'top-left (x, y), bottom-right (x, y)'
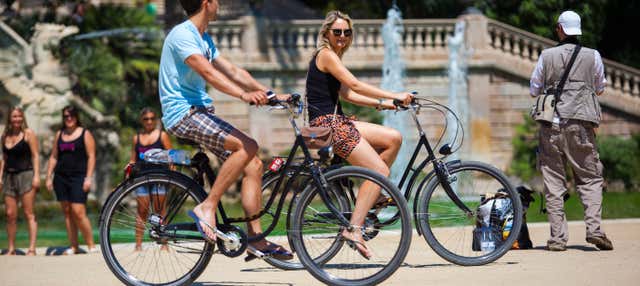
top-left (525, 192), bottom-right (640, 222)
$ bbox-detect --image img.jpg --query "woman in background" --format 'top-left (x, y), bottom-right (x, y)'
top-left (45, 105), bottom-right (97, 254)
top-left (1, 107), bottom-right (40, 256)
top-left (128, 107), bottom-right (172, 251)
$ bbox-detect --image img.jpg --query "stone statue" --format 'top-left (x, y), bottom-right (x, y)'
top-left (0, 21), bottom-right (118, 202)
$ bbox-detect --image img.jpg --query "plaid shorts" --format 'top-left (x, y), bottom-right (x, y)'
top-left (167, 106), bottom-right (235, 161)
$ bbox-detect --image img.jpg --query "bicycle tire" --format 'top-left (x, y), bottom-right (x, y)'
top-left (290, 166), bottom-right (411, 286)
top-left (100, 171), bottom-right (215, 286)
top-left (416, 161), bottom-right (523, 266)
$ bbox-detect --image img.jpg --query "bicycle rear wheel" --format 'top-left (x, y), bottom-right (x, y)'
top-left (100, 171), bottom-right (214, 286)
top-left (290, 166), bottom-right (411, 286)
top-left (416, 161), bottom-right (523, 266)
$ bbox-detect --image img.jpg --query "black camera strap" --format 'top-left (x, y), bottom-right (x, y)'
top-left (554, 45), bottom-right (582, 116)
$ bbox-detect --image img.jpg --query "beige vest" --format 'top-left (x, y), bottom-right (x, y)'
top-left (541, 43), bottom-right (602, 125)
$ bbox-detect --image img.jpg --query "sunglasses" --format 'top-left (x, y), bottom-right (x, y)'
top-left (142, 117), bottom-right (156, 121)
top-left (63, 114), bottom-right (75, 119)
top-left (331, 29), bottom-right (352, 37)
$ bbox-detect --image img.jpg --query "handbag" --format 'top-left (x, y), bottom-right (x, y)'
top-left (531, 45), bottom-right (582, 123)
top-left (300, 92), bottom-right (339, 149)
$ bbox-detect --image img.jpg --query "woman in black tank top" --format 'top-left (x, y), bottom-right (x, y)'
top-left (45, 105), bottom-right (97, 254)
top-left (1, 107), bottom-right (40, 255)
top-left (127, 108), bottom-right (172, 251)
top-left (305, 11), bottom-right (414, 259)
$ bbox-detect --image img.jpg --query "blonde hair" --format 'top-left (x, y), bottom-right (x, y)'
top-left (313, 10), bottom-right (354, 58)
top-left (1, 107), bottom-right (29, 145)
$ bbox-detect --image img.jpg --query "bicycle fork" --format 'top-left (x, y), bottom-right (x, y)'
top-left (434, 160), bottom-right (473, 216)
top-left (309, 165), bottom-right (353, 229)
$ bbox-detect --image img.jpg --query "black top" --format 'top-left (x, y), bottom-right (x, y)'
top-left (55, 129), bottom-right (87, 176)
top-left (135, 131), bottom-right (164, 163)
top-left (2, 133), bottom-right (33, 173)
top-left (306, 55), bottom-right (344, 121)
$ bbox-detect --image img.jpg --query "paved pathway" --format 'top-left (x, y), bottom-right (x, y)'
top-left (1, 219), bottom-right (639, 285)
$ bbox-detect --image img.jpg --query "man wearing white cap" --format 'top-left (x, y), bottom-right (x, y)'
top-left (530, 10), bottom-right (613, 251)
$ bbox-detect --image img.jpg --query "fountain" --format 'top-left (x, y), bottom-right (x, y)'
top-left (446, 21), bottom-right (470, 159)
top-left (380, 4), bottom-right (414, 186)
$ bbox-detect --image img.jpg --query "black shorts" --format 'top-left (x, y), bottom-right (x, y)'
top-left (53, 174), bottom-right (88, 203)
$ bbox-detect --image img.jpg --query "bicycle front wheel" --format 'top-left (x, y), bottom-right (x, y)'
top-left (100, 171), bottom-right (214, 286)
top-left (290, 166), bottom-right (411, 286)
top-left (416, 161), bottom-right (523, 266)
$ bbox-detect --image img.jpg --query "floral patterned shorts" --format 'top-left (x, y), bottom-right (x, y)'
top-left (310, 114), bottom-right (361, 159)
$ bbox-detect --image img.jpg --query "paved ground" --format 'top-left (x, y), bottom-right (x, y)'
top-left (1, 219), bottom-right (639, 285)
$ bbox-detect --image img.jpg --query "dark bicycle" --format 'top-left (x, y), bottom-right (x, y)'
top-left (99, 94), bottom-right (412, 286)
top-left (270, 94), bottom-right (523, 267)
top-left (379, 95), bottom-right (524, 266)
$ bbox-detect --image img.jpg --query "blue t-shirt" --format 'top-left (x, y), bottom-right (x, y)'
top-left (158, 20), bottom-right (220, 128)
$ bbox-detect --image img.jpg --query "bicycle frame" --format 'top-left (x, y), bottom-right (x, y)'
top-left (172, 99), bottom-right (353, 243)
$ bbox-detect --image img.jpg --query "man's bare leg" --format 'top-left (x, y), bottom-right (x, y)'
top-left (193, 129), bottom-right (258, 241)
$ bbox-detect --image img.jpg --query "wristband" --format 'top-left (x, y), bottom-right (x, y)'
top-left (376, 99), bottom-right (384, 111)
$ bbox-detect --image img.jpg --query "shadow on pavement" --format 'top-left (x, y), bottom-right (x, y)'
top-left (45, 246), bottom-right (88, 256)
top-left (0, 249), bottom-right (26, 255)
top-left (532, 245), bottom-right (598, 252)
top-left (194, 282), bottom-right (293, 286)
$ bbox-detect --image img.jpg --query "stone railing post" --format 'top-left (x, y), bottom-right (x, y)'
top-left (240, 15), bottom-right (262, 62)
top-left (459, 12), bottom-right (493, 163)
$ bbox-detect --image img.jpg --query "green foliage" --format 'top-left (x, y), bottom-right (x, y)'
top-left (342, 101), bottom-right (383, 124)
top-left (66, 43), bottom-right (125, 113)
top-left (474, 0), bottom-right (607, 48)
top-left (60, 4), bottom-right (163, 125)
top-left (508, 113), bottom-right (538, 182)
top-left (54, 4), bottom-right (164, 185)
top-left (597, 135), bottom-right (640, 191)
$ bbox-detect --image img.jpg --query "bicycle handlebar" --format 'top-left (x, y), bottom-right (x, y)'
top-left (392, 91), bottom-right (418, 109)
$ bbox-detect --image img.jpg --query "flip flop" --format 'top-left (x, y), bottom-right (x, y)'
top-left (246, 242), bottom-right (294, 261)
top-left (340, 232), bottom-right (372, 260)
top-left (187, 210), bottom-right (217, 244)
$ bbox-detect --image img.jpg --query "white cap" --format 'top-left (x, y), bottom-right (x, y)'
top-left (558, 11), bottom-right (581, 36)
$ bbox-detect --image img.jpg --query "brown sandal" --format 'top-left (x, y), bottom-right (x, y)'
top-left (340, 229), bottom-right (372, 260)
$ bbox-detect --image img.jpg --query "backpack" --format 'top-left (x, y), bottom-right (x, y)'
top-left (472, 186), bottom-right (534, 251)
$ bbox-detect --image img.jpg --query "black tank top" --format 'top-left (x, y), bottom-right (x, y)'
top-left (2, 133), bottom-right (33, 173)
top-left (55, 128), bottom-right (88, 175)
top-left (306, 54), bottom-right (343, 121)
top-left (135, 131), bottom-right (164, 163)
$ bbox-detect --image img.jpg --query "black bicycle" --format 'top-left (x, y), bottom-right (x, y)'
top-left (381, 95), bottom-right (524, 266)
top-left (99, 94), bottom-right (412, 286)
top-left (269, 95), bottom-right (523, 267)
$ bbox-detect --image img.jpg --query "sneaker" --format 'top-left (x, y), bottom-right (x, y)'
top-left (547, 243), bottom-right (566, 251)
top-left (586, 236), bottom-right (613, 250)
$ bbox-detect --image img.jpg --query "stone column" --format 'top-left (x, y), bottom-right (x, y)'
top-left (459, 12), bottom-right (494, 165)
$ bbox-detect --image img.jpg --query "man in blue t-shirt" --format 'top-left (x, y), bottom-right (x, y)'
top-left (159, 0), bottom-right (292, 259)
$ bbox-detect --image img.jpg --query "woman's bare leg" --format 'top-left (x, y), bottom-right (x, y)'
top-left (343, 137), bottom-right (391, 257)
top-left (20, 189), bottom-right (38, 254)
top-left (353, 121), bottom-right (403, 168)
top-left (4, 195), bottom-right (18, 254)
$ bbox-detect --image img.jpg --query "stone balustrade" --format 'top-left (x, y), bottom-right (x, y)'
top-left (206, 16), bottom-right (640, 103)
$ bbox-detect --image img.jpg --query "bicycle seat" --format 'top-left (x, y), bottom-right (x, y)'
top-left (177, 138), bottom-right (200, 146)
top-left (317, 146), bottom-right (333, 162)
